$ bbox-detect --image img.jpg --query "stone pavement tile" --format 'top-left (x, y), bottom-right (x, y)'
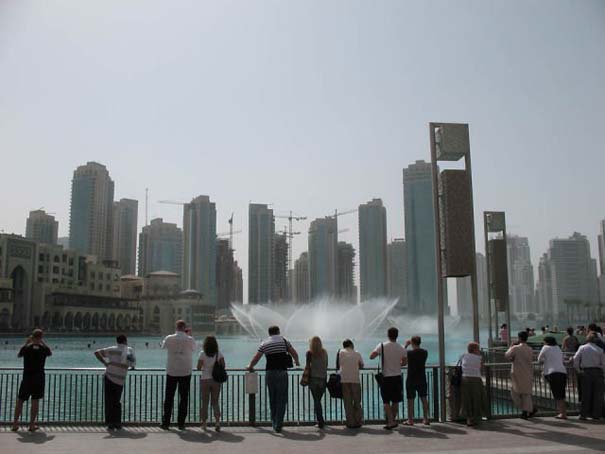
top-left (1, 418), bottom-right (604, 454)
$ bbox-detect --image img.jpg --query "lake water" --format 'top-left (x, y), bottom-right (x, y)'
top-left (0, 333), bottom-right (479, 369)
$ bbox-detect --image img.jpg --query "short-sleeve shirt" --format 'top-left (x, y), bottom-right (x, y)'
top-left (258, 335), bottom-right (292, 370)
top-left (99, 344), bottom-right (136, 386)
top-left (19, 343), bottom-right (52, 376)
top-left (338, 348), bottom-right (364, 383)
top-left (162, 331), bottom-right (196, 377)
top-left (198, 351), bottom-right (224, 380)
top-left (406, 348), bottom-right (428, 382)
top-left (373, 341), bottom-right (407, 377)
top-left (461, 353), bottom-right (482, 378)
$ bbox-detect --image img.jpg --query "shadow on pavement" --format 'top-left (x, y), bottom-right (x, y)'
top-left (176, 429), bottom-right (245, 444)
top-left (428, 424), bottom-right (468, 435)
top-left (398, 426), bottom-right (448, 439)
top-left (277, 429), bottom-right (326, 441)
top-left (16, 432), bottom-right (56, 444)
top-left (103, 429), bottom-right (148, 440)
top-left (493, 421), bottom-right (605, 451)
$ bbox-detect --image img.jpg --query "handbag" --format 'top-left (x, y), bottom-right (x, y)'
top-left (374, 343), bottom-right (385, 386)
top-left (212, 352), bottom-right (228, 383)
top-left (327, 349), bottom-right (343, 399)
top-left (284, 338), bottom-right (294, 369)
top-left (450, 357), bottom-right (463, 387)
top-left (300, 351), bottom-right (311, 387)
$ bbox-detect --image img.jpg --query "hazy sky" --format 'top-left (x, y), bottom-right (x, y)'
top-left (1, 0), bottom-right (604, 303)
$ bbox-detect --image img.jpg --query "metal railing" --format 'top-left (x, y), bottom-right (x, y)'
top-left (0, 367), bottom-right (441, 425)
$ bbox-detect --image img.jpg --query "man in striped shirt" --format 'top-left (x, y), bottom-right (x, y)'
top-left (94, 334), bottom-right (136, 430)
top-left (247, 326), bottom-right (299, 432)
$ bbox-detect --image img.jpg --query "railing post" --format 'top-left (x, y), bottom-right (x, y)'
top-left (485, 364), bottom-right (493, 419)
top-left (248, 394), bottom-right (256, 427)
top-left (433, 367), bottom-right (440, 421)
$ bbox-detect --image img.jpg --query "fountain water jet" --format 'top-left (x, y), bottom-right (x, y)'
top-left (230, 297), bottom-right (398, 340)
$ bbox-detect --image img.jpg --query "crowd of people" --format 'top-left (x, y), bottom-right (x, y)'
top-left (8, 321), bottom-right (605, 433)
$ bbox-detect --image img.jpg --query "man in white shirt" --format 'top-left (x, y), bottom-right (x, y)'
top-left (339, 339), bottom-right (364, 428)
top-left (160, 320), bottom-right (196, 430)
top-left (573, 333), bottom-right (605, 420)
top-left (370, 327), bottom-right (407, 429)
top-left (94, 334), bottom-right (136, 430)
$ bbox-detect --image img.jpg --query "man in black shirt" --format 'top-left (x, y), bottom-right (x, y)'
top-left (404, 336), bottom-right (429, 426)
top-left (12, 329), bottom-right (52, 432)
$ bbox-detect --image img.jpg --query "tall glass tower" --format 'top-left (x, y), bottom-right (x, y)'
top-left (403, 160), bottom-right (438, 315)
top-left (248, 203), bottom-right (274, 304)
top-left (358, 198), bottom-right (388, 301)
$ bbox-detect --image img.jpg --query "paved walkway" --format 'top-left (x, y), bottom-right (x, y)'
top-left (2, 418), bottom-right (605, 454)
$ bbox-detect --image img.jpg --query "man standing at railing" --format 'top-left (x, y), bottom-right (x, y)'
top-left (94, 334), bottom-right (136, 430)
top-left (370, 327), bottom-right (407, 430)
top-left (161, 320), bottom-right (196, 431)
top-left (504, 331), bottom-right (536, 420)
top-left (246, 325), bottom-right (300, 433)
top-left (11, 329), bottom-right (52, 432)
top-left (573, 333), bottom-right (605, 420)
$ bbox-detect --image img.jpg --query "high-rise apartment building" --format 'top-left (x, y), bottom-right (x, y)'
top-left (138, 218), bottom-right (183, 277)
top-left (387, 239), bottom-right (406, 310)
top-left (536, 232), bottom-right (599, 322)
top-left (308, 217), bottom-right (338, 299)
top-left (232, 260), bottom-right (243, 304)
top-left (216, 239), bottom-right (234, 311)
top-left (506, 235), bottom-right (535, 315)
top-left (112, 198), bottom-right (138, 275)
top-left (69, 162), bottom-right (115, 260)
top-left (248, 203), bottom-right (274, 304)
top-left (294, 252), bottom-right (310, 304)
top-left (403, 160), bottom-right (437, 315)
top-left (358, 199), bottom-right (388, 301)
top-left (182, 196), bottom-right (217, 306)
top-left (337, 241), bottom-right (356, 302)
top-left (273, 233), bottom-right (288, 303)
top-left (25, 210), bottom-right (59, 245)
top-left (598, 219), bottom-right (605, 305)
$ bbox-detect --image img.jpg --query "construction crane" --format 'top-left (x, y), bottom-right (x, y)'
top-left (275, 211), bottom-right (307, 272)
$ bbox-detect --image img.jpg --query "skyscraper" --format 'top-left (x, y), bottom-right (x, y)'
top-left (387, 239), bottom-right (406, 310)
top-left (598, 219), bottom-right (605, 305)
top-left (294, 252), bottom-right (310, 304)
top-left (308, 217), bottom-right (338, 299)
top-left (337, 241), bottom-right (356, 302)
top-left (536, 232), bottom-right (599, 323)
top-left (272, 232), bottom-right (288, 303)
top-left (112, 198), bottom-right (138, 275)
top-left (182, 196), bottom-right (217, 306)
top-left (248, 203), bottom-right (274, 304)
top-left (216, 239), bottom-right (234, 311)
top-left (25, 210), bottom-right (58, 245)
top-left (358, 199), bottom-right (388, 301)
top-left (403, 160), bottom-right (437, 315)
top-left (506, 235), bottom-right (535, 315)
top-left (69, 162), bottom-right (114, 260)
top-left (232, 260), bottom-right (243, 304)
top-left (138, 218), bottom-right (183, 277)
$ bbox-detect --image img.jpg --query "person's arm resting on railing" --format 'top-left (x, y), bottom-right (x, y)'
top-left (247, 351), bottom-right (263, 372)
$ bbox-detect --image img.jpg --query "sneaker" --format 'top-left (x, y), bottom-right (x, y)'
top-left (160, 424), bottom-right (170, 430)
top-left (178, 425), bottom-right (186, 431)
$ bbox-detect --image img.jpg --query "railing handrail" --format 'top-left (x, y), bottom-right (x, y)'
top-left (0, 365), bottom-right (443, 372)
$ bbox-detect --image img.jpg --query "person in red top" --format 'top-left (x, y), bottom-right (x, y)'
top-left (12, 329), bottom-right (52, 432)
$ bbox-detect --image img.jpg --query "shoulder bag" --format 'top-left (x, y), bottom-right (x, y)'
top-left (300, 351), bottom-right (311, 386)
top-left (450, 356), bottom-right (463, 387)
top-left (283, 338), bottom-right (294, 369)
top-left (212, 352), bottom-right (228, 383)
top-left (327, 349), bottom-right (343, 399)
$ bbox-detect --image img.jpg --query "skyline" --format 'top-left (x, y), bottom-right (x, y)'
top-left (1, 1), bottom-right (605, 304)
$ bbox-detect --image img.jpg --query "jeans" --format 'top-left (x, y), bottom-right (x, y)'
top-left (163, 375), bottom-right (191, 427)
top-left (266, 369), bottom-right (288, 430)
top-left (309, 377), bottom-right (326, 425)
top-left (104, 376), bottom-right (124, 427)
top-left (342, 382), bottom-right (362, 427)
top-left (200, 379), bottom-right (221, 423)
top-left (580, 369), bottom-right (604, 419)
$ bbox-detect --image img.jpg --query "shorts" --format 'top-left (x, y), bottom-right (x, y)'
top-left (545, 372), bottom-right (566, 400)
top-left (406, 377), bottom-right (428, 399)
top-left (18, 374), bottom-right (45, 401)
top-left (380, 375), bottom-right (403, 404)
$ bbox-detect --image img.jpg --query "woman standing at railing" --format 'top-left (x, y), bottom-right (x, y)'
top-left (459, 341), bottom-right (488, 427)
top-left (505, 331), bottom-right (536, 420)
top-left (196, 336), bottom-right (225, 431)
top-left (537, 336), bottom-right (568, 419)
top-left (305, 336), bottom-right (328, 429)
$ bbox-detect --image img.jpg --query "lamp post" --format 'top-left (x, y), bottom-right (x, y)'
top-left (429, 122), bottom-right (479, 422)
